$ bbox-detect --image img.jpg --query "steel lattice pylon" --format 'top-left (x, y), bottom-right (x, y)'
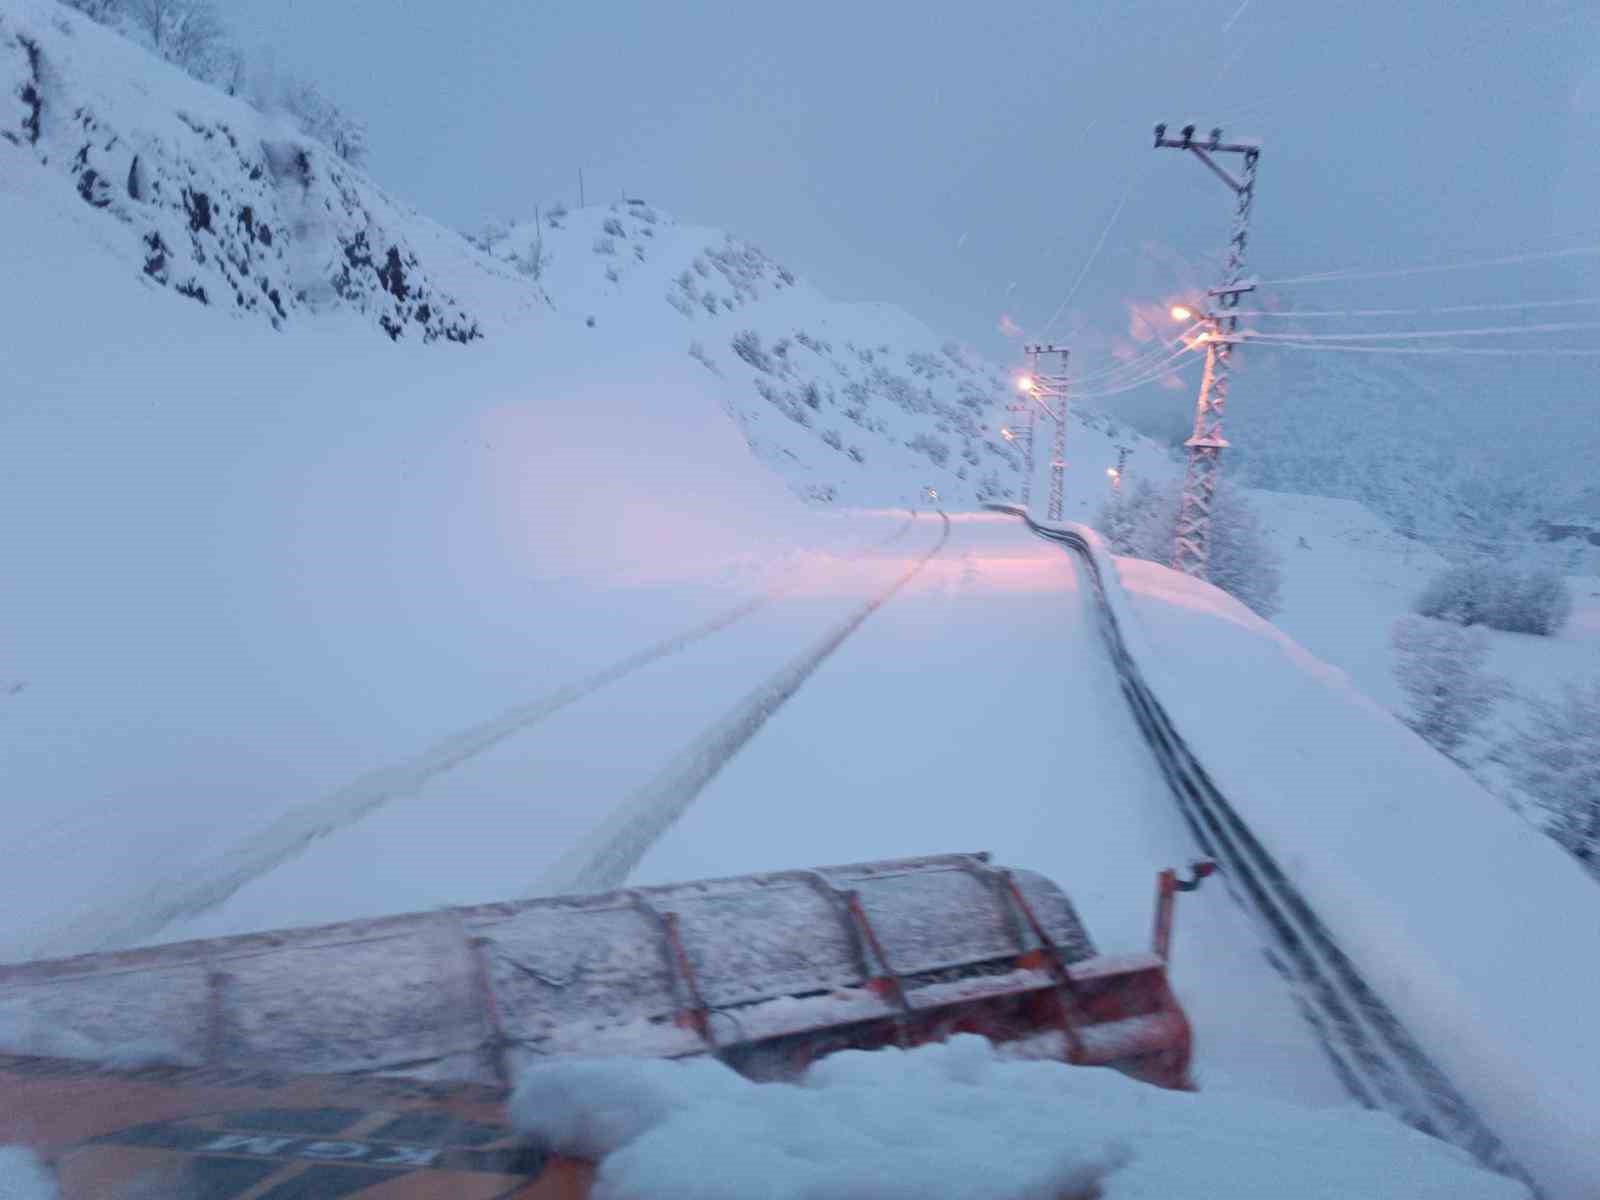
top-left (1155, 125), bottom-right (1261, 580)
top-left (1022, 344), bottom-right (1070, 521)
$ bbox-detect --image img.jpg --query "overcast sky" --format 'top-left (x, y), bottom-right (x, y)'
top-left (216, 1), bottom-right (1598, 378)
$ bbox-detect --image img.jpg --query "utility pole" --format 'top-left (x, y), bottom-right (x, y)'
top-left (1153, 123), bottom-right (1261, 579)
top-left (1022, 343), bottom-right (1071, 521)
top-left (1108, 444), bottom-right (1130, 492)
top-left (1003, 395), bottom-right (1037, 510)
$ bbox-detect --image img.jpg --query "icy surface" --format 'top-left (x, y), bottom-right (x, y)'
top-left (508, 1036), bottom-right (1526, 1200)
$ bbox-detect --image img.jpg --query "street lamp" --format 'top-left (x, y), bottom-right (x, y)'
top-left (1016, 374), bottom-right (1035, 394)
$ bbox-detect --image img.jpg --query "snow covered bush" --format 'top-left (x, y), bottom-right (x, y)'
top-left (1507, 680), bottom-right (1600, 873)
top-left (820, 428), bottom-right (843, 451)
top-left (687, 341), bottom-right (718, 374)
top-left (1507, 566), bottom-right (1573, 636)
top-left (1414, 561), bottom-right (1571, 636)
top-left (907, 432), bottom-right (950, 467)
top-left (730, 329), bottom-right (773, 373)
top-left (1390, 616), bottom-right (1503, 759)
top-left (592, 236), bottom-right (617, 256)
top-left (1096, 479), bottom-right (1283, 618)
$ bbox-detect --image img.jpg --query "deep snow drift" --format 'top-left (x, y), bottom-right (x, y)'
top-left (509, 1038), bottom-right (1524, 1200)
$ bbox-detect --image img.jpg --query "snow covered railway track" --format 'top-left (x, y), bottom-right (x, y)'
top-left (994, 506), bottom-right (1536, 1194)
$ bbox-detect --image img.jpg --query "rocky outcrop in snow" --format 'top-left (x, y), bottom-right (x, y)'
top-left (3, 0), bottom-right (480, 342)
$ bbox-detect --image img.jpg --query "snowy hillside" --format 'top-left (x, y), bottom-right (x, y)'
top-left (1254, 490), bottom-right (1600, 863)
top-left (1, 0), bottom-right (529, 341)
top-left (1218, 334), bottom-right (1600, 571)
top-left (2, 0), bottom-right (1167, 515)
top-left (472, 203), bottom-right (1169, 511)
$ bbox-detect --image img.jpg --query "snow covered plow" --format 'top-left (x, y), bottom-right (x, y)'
top-left (0, 853), bottom-right (1195, 1092)
top-left (1, 853), bottom-right (1201, 1196)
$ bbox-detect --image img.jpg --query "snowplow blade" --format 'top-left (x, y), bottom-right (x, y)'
top-left (0, 852), bottom-right (1193, 1091)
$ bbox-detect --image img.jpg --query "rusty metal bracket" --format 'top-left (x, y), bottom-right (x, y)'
top-left (1152, 859), bottom-right (1217, 962)
top-left (628, 891), bottom-right (717, 1051)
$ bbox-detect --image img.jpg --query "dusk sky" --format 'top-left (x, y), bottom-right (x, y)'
top-left (216, 2), bottom-right (1598, 381)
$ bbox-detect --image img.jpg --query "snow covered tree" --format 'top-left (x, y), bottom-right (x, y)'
top-left (1206, 481), bottom-right (1284, 621)
top-left (1389, 616), bottom-right (1502, 759)
top-left (1095, 478), bottom-right (1282, 618)
top-left (122, 0), bottom-right (231, 82)
top-left (1507, 681), bottom-right (1600, 873)
top-left (59, 0), bottom-right (123, 21)
top-left (1509, 566), bottom-right (1573, 637)
top-left (1415, 560), bottom-right (1570, 636)
top-left (279, 78), bottom-right (369, 166)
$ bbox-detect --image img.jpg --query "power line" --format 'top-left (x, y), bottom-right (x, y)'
top-left (1245, 339), bottom-right (1600, 359)
top-left (1230, 296), bottom-right (1600, 319)
top-left (1075, 352), bottom-right (1203, 400)
top-left (1244, 319), bottom-right (1600, 343)
top-left (1036, 172), bottom-right (1140, 338)
top-left (1257, 244), bottom-right (1600, 287)
top-left (1068, 336), bottom-right (1192, 386)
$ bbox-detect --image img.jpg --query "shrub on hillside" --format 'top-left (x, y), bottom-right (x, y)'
top-left (1390, 616), bottom-right (1503, 759)
top-left (1096, 479), bottom-right (1283, 619)
top-left (907, 432), bottom-right (950, 467)
top-left (731, 330), bottom-right (773, 373)
top-left (1415, 561), bottom-right (1571, 636)
top-left (1508, 680), bottom-right (1600, 873)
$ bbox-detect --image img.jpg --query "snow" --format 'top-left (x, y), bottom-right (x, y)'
top-left (1082, 528), bottom-right (1600, 1199)
top-left (0, 1148), bottom-right (58, 1200)
top-left (508, 1036), bottom-right (1526, 1200)
top-left (629, 513), bottom-right (1348, 1107)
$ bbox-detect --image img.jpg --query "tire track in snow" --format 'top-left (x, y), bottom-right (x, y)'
top-left (33, 514), bottom-right (921, 958)
top-left (530, 511), bottom-right (954, 897)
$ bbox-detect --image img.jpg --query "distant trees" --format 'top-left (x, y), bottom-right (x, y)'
top-left (1506, 681), bottom-right (1600, 873)
top-left (1389, 616), bottom-right (1503, 760)
top-left (277, 78), bottom-right (369, 167)
top-left (56, 0), bottom-right (369, 166)
top-left (1414, 560), bottom-right (1571, 636)
top-left (122, 0), bottom-right (230, 81)
top-left (1096, 478), bottom-right (1283, 619)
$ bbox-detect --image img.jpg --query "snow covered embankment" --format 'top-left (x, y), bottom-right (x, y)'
top-left (1, 0), bottom-right (516, 341)
top-left (1073, 526), bottom-right (1600, 1199)
top-left (510, 1037), bottom-right (1523, 1200)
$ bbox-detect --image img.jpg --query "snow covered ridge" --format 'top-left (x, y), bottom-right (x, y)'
top-left (475, 201), bottom-right (1164, 509)
top-left (509, 1038), bottom-right (1526, 1199)
top-left (2, 0), bottom-right (485, 342)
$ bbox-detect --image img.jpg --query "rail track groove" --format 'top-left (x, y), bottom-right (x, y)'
top-left (993, 505), bottom-right (1536, 1194)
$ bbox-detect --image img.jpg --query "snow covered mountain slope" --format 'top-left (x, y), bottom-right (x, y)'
top-left (1, 0), bottom-right (531, 341)
top-left (472, 203), bottom-right (1172, 511)
top-left (1216, 338), bottom-right (1600, 570)
top-left (2, 0), bottom-right (1166, 515)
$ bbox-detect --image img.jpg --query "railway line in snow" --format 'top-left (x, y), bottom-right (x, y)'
top-left (994, 505), bottom-right (1536, 1194)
